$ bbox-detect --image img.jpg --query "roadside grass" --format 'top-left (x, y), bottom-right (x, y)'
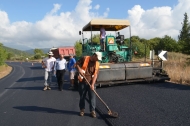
top-left (133, 52), bottom-right (190, 85)
top-left (0, 64), bottom-right (12, 79)
top-left (164, 52), bottom-right (190, 85)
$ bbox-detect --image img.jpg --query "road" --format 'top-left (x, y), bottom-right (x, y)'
top-left (0, 62), bottom-right (108, 126)
top-left (1, 62), bottom-right (190, 126)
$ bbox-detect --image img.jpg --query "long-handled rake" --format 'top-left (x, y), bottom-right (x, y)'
top-left (78, 67), bottom-right (118, 118)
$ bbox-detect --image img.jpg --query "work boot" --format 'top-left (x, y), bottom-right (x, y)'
top-left (47, 86), bottom-right (51, 90)
top-left (43, 86), bottom-right (47, 91)
top-left (79, 109), bottom-right (85, 116)
top-left (91, 111), bottom-right (96, 118)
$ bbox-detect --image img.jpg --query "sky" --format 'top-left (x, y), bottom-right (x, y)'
top-left (0, 0), bottom-right (189, 50)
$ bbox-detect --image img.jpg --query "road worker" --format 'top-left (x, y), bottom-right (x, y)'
top-left (67, 54), bottom-right (76, 90)
top-left (41, 51), bottom-right (56, 91)
top-left (76, 52), bottom-right (102, 118)
top-left (54, 54), bottom-right (67, 91)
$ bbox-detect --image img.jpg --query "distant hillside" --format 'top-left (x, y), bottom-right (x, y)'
top-left (3, 46), bottom-right (32, 57)
top-left (25, 48), bottom-right (50, 54)
top-left (25, 49), bottom-right (35, 54)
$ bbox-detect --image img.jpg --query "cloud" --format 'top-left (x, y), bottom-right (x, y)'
top-left (0, 0), bottom-right (109, 50)
top-left (126, 0), bottom-right (190, 40)
top-left (0, 0), bottom-right (190, 50)
top-left (94, 4), bottom-right (100, 10)
top-left (48, 4), bottom-right (61, 15)
top-left (103, 8), bottom-right (110, 17)
top-left (0, 10), bottom-right (9, 25)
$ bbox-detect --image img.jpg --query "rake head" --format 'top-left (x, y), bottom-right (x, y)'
top-left (108, 110), bottom-right (119, 118)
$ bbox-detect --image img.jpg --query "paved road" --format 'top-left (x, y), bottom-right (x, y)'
top-left (96, 81), bottom-right (190, 126)
top-left (1, 62), bottom-right (190, 126)
top-left (0, 62), bottom-right (108, 126)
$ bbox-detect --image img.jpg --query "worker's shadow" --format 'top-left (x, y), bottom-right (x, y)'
top-left (13, 106), bottom-right (78, 115)
top-left (5, 86), bottom-right (44, 91)
top-left (16, 76), bottom-right (44, 83)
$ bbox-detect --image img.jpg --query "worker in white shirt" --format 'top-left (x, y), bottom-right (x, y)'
top-left (54, 54), bottom-right (67, 91)
top-left (42, 51), bottom-right (56, 91)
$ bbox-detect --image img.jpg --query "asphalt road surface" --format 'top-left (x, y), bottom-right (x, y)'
top-left (0, 62), bottom-right (108, 126)
top-left (1, 62), bottom-right (190, 126)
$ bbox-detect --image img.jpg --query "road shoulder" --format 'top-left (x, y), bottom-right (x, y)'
top-left (0, 65), bottom-right (12, 79)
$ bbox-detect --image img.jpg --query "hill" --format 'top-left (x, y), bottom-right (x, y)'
top-left (3, 46), bottom-right (32, 57)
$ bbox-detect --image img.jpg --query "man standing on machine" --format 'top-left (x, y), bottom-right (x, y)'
top-left (100, 25), bottom-right (106, 51)
top-left (76, 52), bottom-right (102, 118)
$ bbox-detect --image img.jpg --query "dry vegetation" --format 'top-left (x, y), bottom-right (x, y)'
top-left (133, 52), bottom-right (190, 85)
top-left (0, 65), bottom-right (12, 79)
top-left (164, 52), bottom-right (190, 85)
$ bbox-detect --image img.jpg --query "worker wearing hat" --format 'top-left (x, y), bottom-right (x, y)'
top-left (76, 52), bottom-right (102, 118)
top-left (41, 51), bottom-right (56, 91)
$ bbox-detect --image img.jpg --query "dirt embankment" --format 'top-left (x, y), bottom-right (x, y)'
top-left (0, 65), bottom-right (12, 79)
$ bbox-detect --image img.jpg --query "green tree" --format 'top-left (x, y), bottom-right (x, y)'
top-left (33, 48), bottom-right (44, 59)
top-left (34, 54), bottom-right (41, 59)
top-left (74, 40), bottom-right (82, 57)
top-left (130, 36), bottom-right (150, 58)
top-left (178, 12), bottom-right (190, 54)
top-left (34, 49), bottom-right (44, 55)
top-left (148, 37), bottom-right (161, 52)
top-left (157, 35), bottom-right (178, 52)
top-left (0, 43), bottom-right (7, 65)
top-left (91, 34), bottom-right (100, 44)
top-left (7, 52), bottom-right (14, 60)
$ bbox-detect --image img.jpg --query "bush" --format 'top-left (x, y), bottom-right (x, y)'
top-left (34, 54), bottom-right (42, 59)
top-left (0, 43), bottom-right (7, 65)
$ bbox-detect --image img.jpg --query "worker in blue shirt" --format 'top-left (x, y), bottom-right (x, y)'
top-left (67, 54), bottom-right (76, 90)
top-left (54, 54), bottom-right (67, 91)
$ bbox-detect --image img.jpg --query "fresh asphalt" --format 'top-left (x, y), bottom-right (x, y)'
top-left (1, 62), bottom-right (190, 126)
top-left (0, 62), bottom-right (107, 126)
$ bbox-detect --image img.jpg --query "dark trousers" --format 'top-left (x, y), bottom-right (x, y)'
top-left (78, 83), bottom-right (96, 112)
top-left (56, 69), bottom-right (65, 90)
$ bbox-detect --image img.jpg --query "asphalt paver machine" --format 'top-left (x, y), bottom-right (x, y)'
top-left (77, 19), bottom-right (170, 87)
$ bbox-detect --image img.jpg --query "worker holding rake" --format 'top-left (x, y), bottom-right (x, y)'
top-left (76, 52), bottom-right (102, 118)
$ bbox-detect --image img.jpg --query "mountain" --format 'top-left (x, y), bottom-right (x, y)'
top-left (3, 45), bottom-right (52, 56)
top-left (2, 43), bottom-right (33, 51)
top-left (3, 46), bottom-right (32, 57)
top-left (25, 49), bottom-right (35, 54)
